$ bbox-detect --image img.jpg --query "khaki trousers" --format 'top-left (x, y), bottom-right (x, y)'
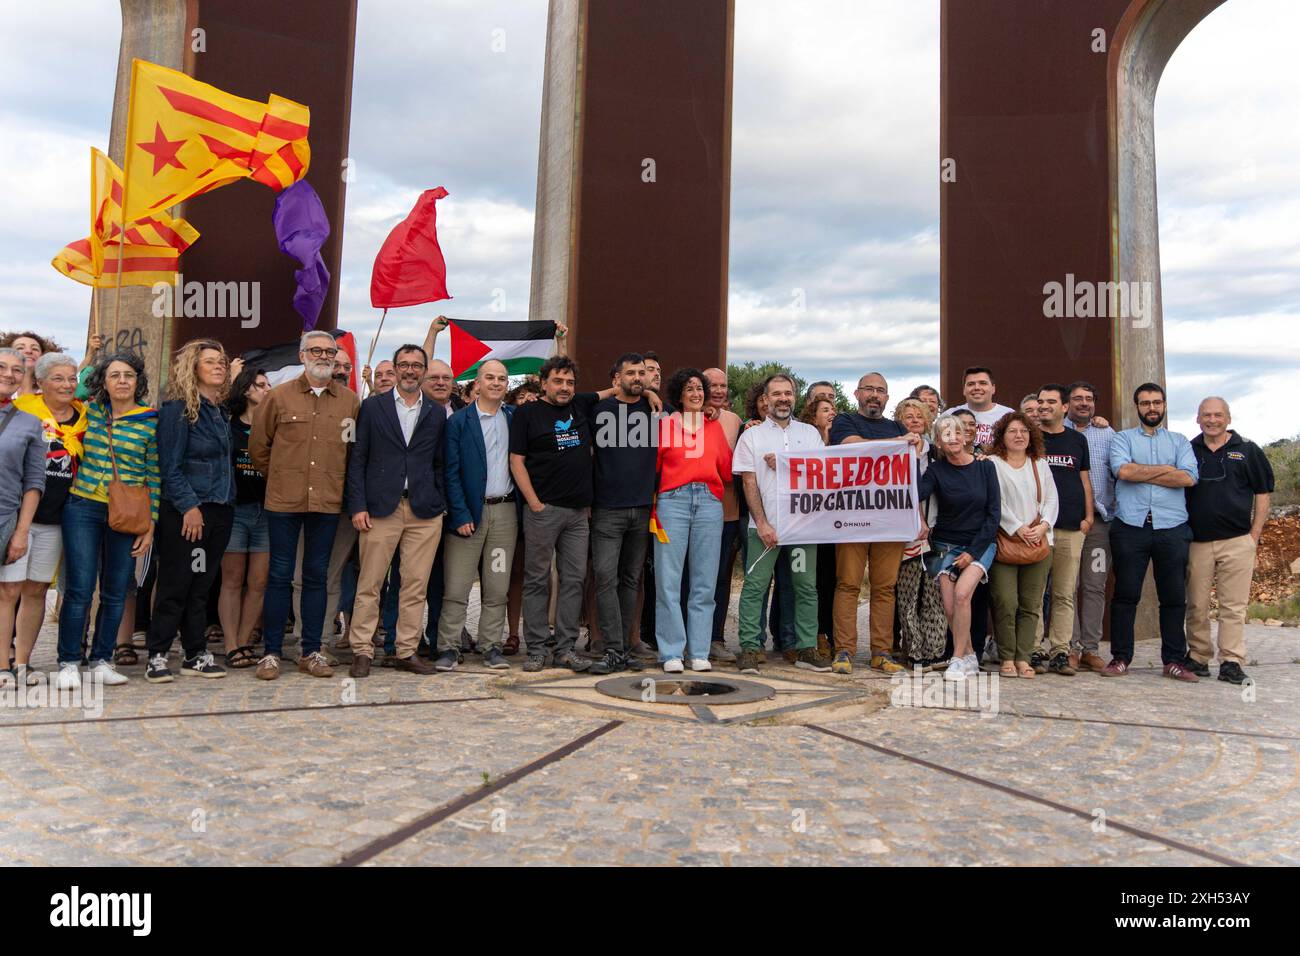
top-left (832, 541), bottom-right (904, 657)
top-left (438, 501), bottom-right (517, 653)
top-left (1186, 533), bottom-right (1255, 666)
top-left (349, 501), bottom-right (442, 659)
top-left (1045, 528), bottom-right (1085, 657)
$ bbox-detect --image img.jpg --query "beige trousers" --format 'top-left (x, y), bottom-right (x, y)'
top-left (1186, 533), bottom-right (1255, 666)
top-left (349, 501), bottom-right (443, 659)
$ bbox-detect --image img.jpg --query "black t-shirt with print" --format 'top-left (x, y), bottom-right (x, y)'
top-left (509, 398), bottom-right (593, 509)
top-left (230, 418), bottom-right (267, 506)
top-left (32, 409), bottom-right (79, 525)
top-left (1042, 427), bottom-right (1091, 530)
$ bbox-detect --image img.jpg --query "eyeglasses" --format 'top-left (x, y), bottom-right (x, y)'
top-left (857, 386), bottom-right (887, 395)
top-left (395, 362), bottom-right (426, 372)
top-left (305, 347), bottom-right (338, 358)
top-left (1136, 400), bottom-right (1164, 409)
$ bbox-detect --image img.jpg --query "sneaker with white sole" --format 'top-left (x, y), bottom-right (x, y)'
top-left (181, 651), bottom-right (226, 678)
top-left (56, 662), bottom-right (81, 690)
top-left (689, 658), bottom-right (712, 672)
top-left (963, 653), bottom-right (981, 676)
top-left (88, 660), bottom-right (129, 686)
top-left (663, 658), bottom-right (684, 674)
top-left (943, 657), bottom-right (969, 682)
top-left (145, 654), bottom-right (173, 683)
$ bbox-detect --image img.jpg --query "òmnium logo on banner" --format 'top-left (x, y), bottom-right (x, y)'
top-left (49, 886), bottom-right (151, 936)
top-left (775, 441), bottom-right (920, 544)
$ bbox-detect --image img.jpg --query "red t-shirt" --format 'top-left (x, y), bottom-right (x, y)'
top-left (656, 416), bottom-right (733, 501)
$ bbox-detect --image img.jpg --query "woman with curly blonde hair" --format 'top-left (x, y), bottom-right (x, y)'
top-left (143, 339), bottom-right (237, 683)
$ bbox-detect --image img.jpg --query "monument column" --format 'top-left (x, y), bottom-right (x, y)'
top-left (528, 0), bottom-right (734, 383)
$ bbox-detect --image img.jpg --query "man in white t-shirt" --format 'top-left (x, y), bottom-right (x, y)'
top-left (951, 365), bottom-right (1014, 452)
top-left (732, 374), bottom-right (831, 676)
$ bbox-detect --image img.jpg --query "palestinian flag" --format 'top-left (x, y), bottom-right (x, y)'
top-left (449, 319), bottom-right (556, 381)
top-left (240, 328), bottom-right (359, 393)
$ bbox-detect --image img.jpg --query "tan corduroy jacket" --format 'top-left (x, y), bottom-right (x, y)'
top-left (249, 374), bottom-right (360, 513)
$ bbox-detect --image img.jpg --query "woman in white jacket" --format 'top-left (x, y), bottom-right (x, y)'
top-left (988, 412), bottom-right (1058, 677)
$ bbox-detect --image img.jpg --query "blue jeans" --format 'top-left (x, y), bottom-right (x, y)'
top-left (57, 495), bottom-right (137, 665)
top-left (653, 483), bottom-right (723, 662)
top-left (263, 511), bottom-right (339, 657)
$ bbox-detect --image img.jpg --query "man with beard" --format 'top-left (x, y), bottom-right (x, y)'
top-left (510, 355), bottom-right (595, 672)
top-left (344, 345), bottom-right (444, 677)
top-left (828, 372), bottom-right (922, 675)
top-left (250, 331), bottom-right (360, 680)
top-left (1102, 382), bottom-right (1199, 681)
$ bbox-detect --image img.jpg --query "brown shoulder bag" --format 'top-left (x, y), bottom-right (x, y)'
top-left (105, 417), bottom-right (152, 536)
top-left (995, 459), bottom-right (1050, 565)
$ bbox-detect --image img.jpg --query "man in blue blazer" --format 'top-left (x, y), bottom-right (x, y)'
top-left (436, 359), bottom-right (517, 671)
top-left (344, 344), bottom-right (446, 677)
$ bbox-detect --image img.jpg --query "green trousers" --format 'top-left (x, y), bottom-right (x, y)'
top-left (737, 530), bottom-right (819, 652)
top-left (989, 555), bottom-right (1052, 663)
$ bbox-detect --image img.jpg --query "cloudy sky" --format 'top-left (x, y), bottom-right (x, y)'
top-left (4, 0), bottom-right (1296, 441)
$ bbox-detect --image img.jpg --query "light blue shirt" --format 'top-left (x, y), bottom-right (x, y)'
top-left (1066, 418), bottom-right (1117, 521)
top-left (1110, 426), bottom-right (1198, 530)
top-left (477, 401), bottom-right (512, 498)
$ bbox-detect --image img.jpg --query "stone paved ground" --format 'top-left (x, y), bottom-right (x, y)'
top-left (1, 593), bottom-right (1295, 866)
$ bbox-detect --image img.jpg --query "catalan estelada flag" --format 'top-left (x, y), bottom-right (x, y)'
top-left (52, 148), bottom-right (199, 288)
top-left (121, 58), bottom-right (310, 223)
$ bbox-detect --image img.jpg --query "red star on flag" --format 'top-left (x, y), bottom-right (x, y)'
top-left (136, 123), bottom-right (187, 176)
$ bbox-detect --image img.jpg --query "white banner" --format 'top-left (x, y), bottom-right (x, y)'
top-left (774, 441), bottom-right (921, 545)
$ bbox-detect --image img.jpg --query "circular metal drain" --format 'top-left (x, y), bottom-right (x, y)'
top-left (595, 675), bottom-right (775, 706)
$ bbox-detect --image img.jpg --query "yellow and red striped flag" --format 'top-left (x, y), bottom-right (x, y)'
top-left (52, 148), bottom-right (199, 288)
top-left (121, 58), bottom-right (310, 223)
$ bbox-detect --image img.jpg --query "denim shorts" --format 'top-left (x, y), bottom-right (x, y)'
top-left (227, 501), bottom-right (270, 553)
top-left (924, 538), bottom-right (995, 584)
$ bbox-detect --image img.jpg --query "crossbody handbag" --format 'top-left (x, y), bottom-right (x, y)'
top-left (105, 415), bottom-right (152, 536)
top-left (995, 458), bottom-right (1050, 565)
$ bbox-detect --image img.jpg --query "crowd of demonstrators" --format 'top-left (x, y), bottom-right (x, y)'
top-left (0, 320), bottom-right (1275, 692)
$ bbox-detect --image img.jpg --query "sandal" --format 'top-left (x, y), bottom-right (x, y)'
top-left (114, 645), bottom-right (139, 666)
top-left (225, 645), bottom-right (260, 669)
top-left (503, 634), bottom-right (520, 656)
top-left (1000, 661), bottom-right (1017, 677)
top-left (1015, 661), bottom-right (1035, 679)
top-left (205, 624), bottom-right (224, 644)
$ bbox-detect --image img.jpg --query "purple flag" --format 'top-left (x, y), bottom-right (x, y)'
top-left (272, 180), bottom-right (331, 330)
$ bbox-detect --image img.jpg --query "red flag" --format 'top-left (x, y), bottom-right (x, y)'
top-left (369, 187), bottom-right (452, 308)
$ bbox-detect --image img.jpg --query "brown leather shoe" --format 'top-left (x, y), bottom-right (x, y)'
top-left (1079, 652), bottom-right (1107, 672)
top-left (782, 649), bottom-right (798, 664)
top-left (297, 652), bottom-right (334, 678)
top-left (1067, 651), bottom-right (1080, 671)
top-left (349, 655), bottom-right (372, 678)
top-left (255, 655), bottom-right (281, 681)
top-left (394, 654), bottom-right (435, 675)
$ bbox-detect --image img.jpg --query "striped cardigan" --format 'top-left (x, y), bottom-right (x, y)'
top-left (71, 402), bottom-right (161, 521)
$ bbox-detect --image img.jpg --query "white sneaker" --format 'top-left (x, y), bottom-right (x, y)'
top-left (663, 658), bottom-right (684, 674)
top-left (88, 661), bottom-right (129, 686)
top-left (689, 658), bottom-right (712, 672)
top-left (56, 662), bottom-right (82, 690)
top-left (963, 654), bottom-right (981, 676)
top-left (943, 658), bottom-right (968, 682)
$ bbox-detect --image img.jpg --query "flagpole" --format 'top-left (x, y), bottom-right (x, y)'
top-left (366, 307), bottom-right (388, 370)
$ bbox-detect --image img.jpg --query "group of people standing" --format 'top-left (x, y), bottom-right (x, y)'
top-left (0, 325), bottom-right (1273, 691)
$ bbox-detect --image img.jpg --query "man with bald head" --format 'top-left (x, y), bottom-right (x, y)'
top-left (1183, 396), bottom-right (1273, 684)
top-left (436, 359), bottom-right (518, 670)
top-left (829, 372), bottom-right (922, 675)
top-left (422, 359), bottom-right (461, 416)
top-left (703, 367), bottom-right (743, 662)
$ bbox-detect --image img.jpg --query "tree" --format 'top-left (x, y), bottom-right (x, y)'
top-left (724, 361), bottom-right (854, 419)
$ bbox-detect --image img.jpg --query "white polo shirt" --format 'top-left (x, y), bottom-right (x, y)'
top-left (732, 416), bottom-right (825, 530)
